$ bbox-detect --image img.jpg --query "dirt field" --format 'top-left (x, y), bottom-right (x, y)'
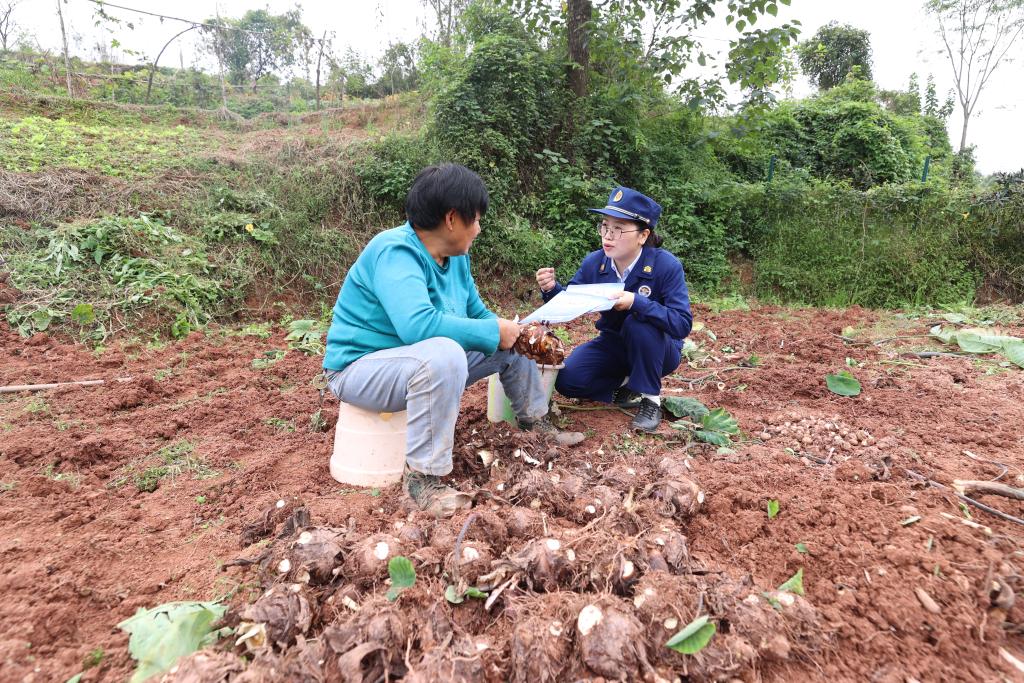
top-left (2, 304), bottom-right (1024, 682)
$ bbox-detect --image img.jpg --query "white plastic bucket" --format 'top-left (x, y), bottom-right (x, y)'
top-left (330, 402), bottom-right (407, 487)
top-left (487, 363), bottom-right (564, 424)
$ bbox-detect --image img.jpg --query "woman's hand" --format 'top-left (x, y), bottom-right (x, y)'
top-left (536, 267), bottom-right (556, 292)
top-left (497, 318), bottom-right (522, 350)
top-left (610, 291), bottom-right (635, 311)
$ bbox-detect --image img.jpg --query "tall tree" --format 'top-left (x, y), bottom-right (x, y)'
top-left (0, 0), bottom-right (19, 52)
top-left (422, 0), bottom-right (469, 47)
top-left (796, 22), bottom-right (873, 90)
top-left (204, 8), bottom-right (311, 90)
top-left (926, 0), bottom-right (1024, 151)
top-left (566, 0), bottom-right (592, 97)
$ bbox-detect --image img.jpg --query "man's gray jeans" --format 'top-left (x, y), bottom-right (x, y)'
top-left (325, 337), bottom-right (549, 476)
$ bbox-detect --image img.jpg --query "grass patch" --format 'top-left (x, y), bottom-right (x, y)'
top-left (41, 463), bottom-right (82, 488)
top-left (0, 115), bottom-right (204, 178)
top-left (108, 440), bottom-right (218, 492)
top-left (263, 417), bottom-right (295, 432)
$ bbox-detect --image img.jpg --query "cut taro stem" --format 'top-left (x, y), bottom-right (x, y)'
top-left (484, 576), bottom-right (517, 611)
top-left (452, 513), bottom-right (479, 584)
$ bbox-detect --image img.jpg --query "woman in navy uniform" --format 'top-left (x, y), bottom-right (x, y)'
top-left (536, 187), bottom-right (692, 431)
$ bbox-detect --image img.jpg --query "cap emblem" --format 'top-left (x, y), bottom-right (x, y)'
top-left (613, 189), bottom-right (623, 202)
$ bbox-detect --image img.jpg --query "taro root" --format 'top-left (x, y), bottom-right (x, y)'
top-left (343, 533), bottom-right (404, 587)
top-left (323, 596), bottom-right (409, 680)
top-left (477, 537), bottom-right (575, 592)
top-left (236, 637), bottom-right (326, 683)
top-left (159, 650), bottom-right (244, 682)
top-left (506, 506), bottom-right (543, 539)
top-left (507, 469), bottom-right (575, 515)
top-left (447, 540), bottom-right (494, 586)
top-left (239, 497), bottom-right (301, 548)
top-left (405, 636), bottom-right (488, 683)
top-left (645, 476), bottom-right (703, 520)
top-left (574, 600), bottom-right (651, 680)
top-left (286, 527), bottom-right (346, 584)
top-left (509, 608), bottom-right (572, 683)
top-left (512, 323), bottom-right (566, 366)
top-left (396, 523), bottom-right (426, 549)
top-left (237, 584), bottom-right (313, 651)
top-left (642, 528), bottom-right (690, 574)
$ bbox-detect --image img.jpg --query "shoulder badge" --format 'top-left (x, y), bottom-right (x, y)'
top-left (638, 285), bottom-right (652, 297)
top-left (643, 265), bottom-right (652, 273)
top-left (599, 261), bottom-right (605, 273)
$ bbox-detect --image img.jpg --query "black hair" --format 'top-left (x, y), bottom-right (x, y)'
top-left (405, 163), bottom-right (489, 231)
top-left (644, 226), bottom-right (664, 248)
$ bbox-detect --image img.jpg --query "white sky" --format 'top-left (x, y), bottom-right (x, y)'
top-left (14, 0), bottom-right (1024, 173)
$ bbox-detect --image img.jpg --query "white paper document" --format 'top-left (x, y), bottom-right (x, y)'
top-left (521, 283), bottom-right (625, 324)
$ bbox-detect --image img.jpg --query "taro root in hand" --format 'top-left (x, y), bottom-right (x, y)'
top-left (513, 324), bottom-right (565, 366)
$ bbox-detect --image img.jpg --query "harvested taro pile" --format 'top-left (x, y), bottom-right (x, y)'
top-left (164, 442), bottom-right (830, 683)
top-left (512, 323), bottom-right (566, 366)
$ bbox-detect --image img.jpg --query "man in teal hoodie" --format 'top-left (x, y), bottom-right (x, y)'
top-left (324, 164), bottom-right (574, 517)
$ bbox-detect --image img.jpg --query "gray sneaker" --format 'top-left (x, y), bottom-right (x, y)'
top-left (517, 416), bottom-right (585, 446)
top-left (403, 469), bottom-right (473, 518)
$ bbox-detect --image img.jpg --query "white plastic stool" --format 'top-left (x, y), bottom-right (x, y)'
top-left (330, 402), bottom-right (407, 487)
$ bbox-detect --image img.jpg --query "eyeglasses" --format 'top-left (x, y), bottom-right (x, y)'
top-left (598, 222), bottom-right (643, 240)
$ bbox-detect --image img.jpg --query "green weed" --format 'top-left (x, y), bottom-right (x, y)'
top-left (264, 417), bottom-right (295, 432)
top-left (41, 464), bottom-right (82, 488)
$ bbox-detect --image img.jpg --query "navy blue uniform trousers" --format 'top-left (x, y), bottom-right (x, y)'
top-left (555, 316), bottom-right (683, 401)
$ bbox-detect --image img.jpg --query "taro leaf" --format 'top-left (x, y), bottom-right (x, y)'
top-left (795, 542), bottom-right (808, 554)
top-left (929, 324), bottom-right (954, 344)
top-left (943, 312), bottom-right (968, 324)
top-left (955, 329), bottom-right (1006, 354)
top-left (444, 584), bottom-right (464, 604)
top-left (1002, 340), bottom-right (1024, 369)
top-left (117, 600), bottom-right (227, 683)
top-left (695, 430), bottom-right (730, 446)
top-left (767, 499), bottom-right (780, 519)
top-left (777, 568), bottom-right (805, 596)
top-left (386, 556), bottom-right (415, 601)
top-left (663, 396), bottom-right (709, 420)
top-left (665, 615), bottom-right (716, 654)
top-left (31, 309), bottom-right (52, 331)
top-left (825, 371), bottom-right (861, 397)
top-left (445, 585), bottom-right (489, 604)
top-left (701, 407), bottom-right (739, 434)
top-left (71, 303), bottom-right (96, 325)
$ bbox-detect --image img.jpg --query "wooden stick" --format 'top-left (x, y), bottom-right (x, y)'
top-left (0, 377), bottom-right (131, 394)
top-left (953, 480), bottom-right (1024, 501)
top-left (905, 469), bottom-right (1024, 527)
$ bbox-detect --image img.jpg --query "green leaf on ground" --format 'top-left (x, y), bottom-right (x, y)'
top-left (930, 326), bottom-right (1024, 367)
top-left (665, 615), bottom-right (716, 654)
top-left (825, 371), bottom-right (861, 397)
top-left (385, 556), bottom-right (416, 601)
top-left (117, 601), bottom-right (227, 683)
top-left (777, 568), bottom-right (805, 596)
top-left (663, 396), bottom-right (709, 420)
top-left (71, 303), bottom-right (96, 325)
top-left (702, 407), bottom-right (740, 435)
top-left (695, 430), bottom-right (731, 446)
top-left (767, 499), bottom-right (780, 519)
top-left (795, 542), bottom-right (808, 554)
top-left (446, 585), bottom-right (489, 604)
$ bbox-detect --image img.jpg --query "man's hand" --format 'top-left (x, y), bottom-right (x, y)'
top-left (498, 318), bottom-right (522, 350)
top-left (536, 267), bottom-right (556, 292)
top-left (610, 291), bottom-right (635, 311)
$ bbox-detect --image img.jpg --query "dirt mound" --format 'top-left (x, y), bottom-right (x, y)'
top-left (2, 306), bottom-right (1024, 681)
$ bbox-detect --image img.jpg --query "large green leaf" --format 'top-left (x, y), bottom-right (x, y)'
top-left (386, 556), bottom-right (416, 601)
top-left (663, 396), bottom-right (709, 421)
top-left (955, 328), bottom-right (1007, 354)
top-left (929, 324), bottom-right (954, 344)
top-left (701, 407), bottom-right (739, 434)
top-left (665, 615), bottom-right (716, 654)
top-left (1002, 340), bottom-right (1024, 369)
top-left (117, 601), bottom-right (227, 683)
top-left (825, 371), bottom-right (861, 397)
top-left (695, 430), bottom-right (731, 446)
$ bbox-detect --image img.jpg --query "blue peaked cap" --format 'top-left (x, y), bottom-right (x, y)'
top-left (588, 186), bottom-right (662, 230)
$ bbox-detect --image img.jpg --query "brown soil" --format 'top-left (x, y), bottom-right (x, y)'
top-left (2, 305), bottom-right (1024, 682)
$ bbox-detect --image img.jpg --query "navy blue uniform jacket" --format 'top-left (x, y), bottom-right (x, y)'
top-left (542, 246), bottom-right (693, 340)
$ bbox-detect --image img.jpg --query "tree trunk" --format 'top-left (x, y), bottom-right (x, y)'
top-left (55, 0), bottom-right (72, 97)
top-left (315, 31), bottom-right (326, 111)
top-left (566, 0), bottom-right (592, 98)
top-left (959, 104), bottom-right (970, 152)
